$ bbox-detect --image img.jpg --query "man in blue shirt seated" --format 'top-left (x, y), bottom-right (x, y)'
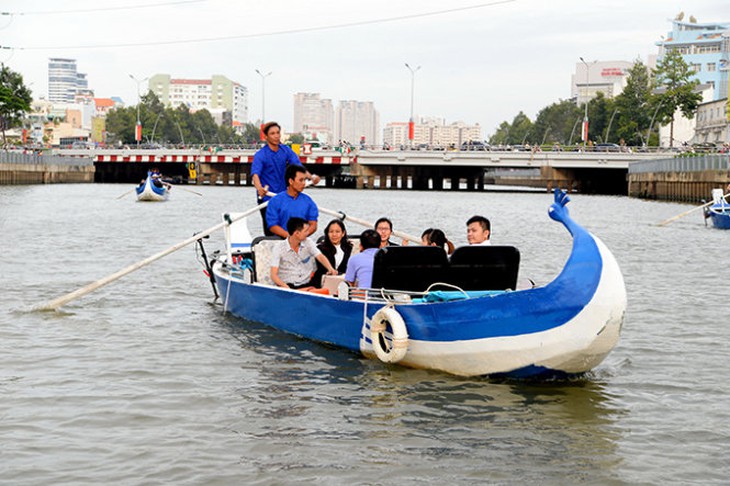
top-left (344, 229), bottom-right (381, 289)
top-left (252, 121), bottom-right (320, 235)
top-left (270, 217), bottom-right (337, 289)
top-left (266, 164), bottom-right (319, 238)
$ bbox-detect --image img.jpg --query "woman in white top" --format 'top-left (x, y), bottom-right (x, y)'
top-left (311, 219), bottom-right (353, 287)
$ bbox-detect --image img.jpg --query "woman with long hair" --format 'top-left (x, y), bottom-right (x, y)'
top-left (311, 219), bottom-right (353, 287)
top-left (422, 228), bottom-right (455, 255)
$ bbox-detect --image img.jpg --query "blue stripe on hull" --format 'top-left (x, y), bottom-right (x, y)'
top-left (709, 211), bottom-right (730, 229)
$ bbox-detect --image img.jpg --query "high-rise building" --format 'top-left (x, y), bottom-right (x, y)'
top-left (383, 119), bottom-right (480, 148)
top-left (293, 93), bottom-right (334, 141)
top-left (48, 58), bottom-right (88, 103)
top-left (657, 18), bottom-right (730, 100)
top-left (149, 74), bottom-right (248, 125)
top-left (335, 100), bottom-right (380, 146)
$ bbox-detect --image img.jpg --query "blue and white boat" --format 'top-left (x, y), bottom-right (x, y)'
top-left (204, 190), bottom-right (627, 378)
top-left (704, 188), bottom-right (730, 230)
top-left (135, 171), bottom-right (169, 202)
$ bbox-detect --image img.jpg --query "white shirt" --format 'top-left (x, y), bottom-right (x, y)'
top-left (271, 238), bottom-right (321, 286)
top-left (333, 244), bottom-right (344, 268)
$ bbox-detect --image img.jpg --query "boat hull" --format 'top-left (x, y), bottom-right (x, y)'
top-left (135, 175), bottom-right (168, 202)
top-left (708, 210), bottom-right (730, 229)
top-left (210, 191), bottom-right (626, 378)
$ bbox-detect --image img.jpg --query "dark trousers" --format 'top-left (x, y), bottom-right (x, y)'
top-left (258, 198), bottom-right (274, 236)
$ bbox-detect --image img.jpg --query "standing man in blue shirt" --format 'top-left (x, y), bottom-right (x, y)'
top-left (266, 164), bottom-right (319, 238)
top-left (251, 122), bottom-right (320, 235)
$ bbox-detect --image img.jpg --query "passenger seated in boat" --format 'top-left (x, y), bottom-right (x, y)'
top-left (270, 217), bottom-right (337, 290)
top-left (344, 229), bottom-right (381, 288)
top-left (374, 217), bottom-right (400, 248)
top-left (311, 219), bottom-right (353, 287)
top-left (421, 228), bottom-right (455, 255)
top-left (466, 215), bottom-right (491, 245)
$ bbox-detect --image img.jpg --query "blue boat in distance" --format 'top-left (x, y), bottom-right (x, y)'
top-left (204, 190), bottom-right (627, 379)
top-left (705, 188), bottom-right (730, 229)
top-left (135, 171), bottom-right (169, 202)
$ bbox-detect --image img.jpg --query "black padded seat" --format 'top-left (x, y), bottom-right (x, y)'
top-left (448, 245), bottom-right (520, 290)
top-left (371, 246), bottom-right (449, 291)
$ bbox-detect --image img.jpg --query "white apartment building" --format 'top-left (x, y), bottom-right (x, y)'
top-left (293, 92), bottom-right (334, 141)
top-left (149, 74), bottom-right (248, 125)
top-left (48, 58), bottom-right (89, 103)
top-left (571, 60), bottom-right (634, 105)
top-left (335, 100), bottom-right (380, 146)
top-left (383, 119), bottom-right (481, 148)
top-left (694, 97), bottom-right (729, 144)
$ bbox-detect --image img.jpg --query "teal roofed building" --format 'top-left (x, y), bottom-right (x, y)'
top-left (657, 17), bottom-right (730, 100)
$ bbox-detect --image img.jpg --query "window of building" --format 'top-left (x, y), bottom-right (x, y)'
top-left (691, 63), bottom-right (702, 73)
top-left (707, 62), bottom-right (716, 72)
top-left (695, 44), bottom-right (721, 54)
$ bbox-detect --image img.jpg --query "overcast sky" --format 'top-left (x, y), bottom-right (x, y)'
top-left (2, 0), bottom-right (727, 138)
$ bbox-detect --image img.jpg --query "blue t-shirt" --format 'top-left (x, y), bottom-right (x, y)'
top-left (266, 191), bottom-right (319, 231)
top-left (344, 248), bottom-right (379, 288)
top-left (251, 144), bottom-right (302, 201)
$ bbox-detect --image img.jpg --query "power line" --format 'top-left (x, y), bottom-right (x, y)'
top-left (3, 0), bottom-right (515, 51)
top-left (2, 0), bottom-right (206, 16)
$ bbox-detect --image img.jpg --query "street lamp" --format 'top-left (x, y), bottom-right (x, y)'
top-left (579, 57), bottom-right (596, 148)
top-left (255, 69), bottom-right (272, 141)
top-left (405, 63), bottom-right (421, 147)
top-left (604, 108), bottom-right (620, 143)
top-left (129, 74), bottom-right (148, 147)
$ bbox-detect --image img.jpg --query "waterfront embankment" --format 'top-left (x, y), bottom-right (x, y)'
top-left (0, 151), bottom-right (95, 184)
top-left (628, 154), bottom-right (730, 202)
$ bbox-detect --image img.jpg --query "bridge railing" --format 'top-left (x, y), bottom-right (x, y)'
top-left (629, 154), bottom-right (730, 174)
top-left (0, 150), bottom-right (93, 166)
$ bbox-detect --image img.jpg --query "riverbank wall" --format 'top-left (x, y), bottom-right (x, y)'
top-left (0, 152), bottom-right (95, 184)
top-left (628, 155), bottom-right (730, 202)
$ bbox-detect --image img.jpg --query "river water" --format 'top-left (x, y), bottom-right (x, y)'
top-left (1, 183), bottom-right (728, 485)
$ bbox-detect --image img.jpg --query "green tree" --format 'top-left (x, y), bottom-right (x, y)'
top-left (288, 132), bottom-right (305, 144)
top-left (239, 123), bottom-right (262, 145)
top-left (532, 99), bottom-right (584, 146)
top-left (613, 59), bottom-right (652, 145)
top-left (652, 48), bottom-right (702, 146)
top-left (0, 65), bottom-right (33, 144)
top-left (488, 111), bottom-right (533, 146)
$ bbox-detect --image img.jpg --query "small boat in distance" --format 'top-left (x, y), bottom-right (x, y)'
top-left (199, 190), bottom-right (627, 379)
top-left (136, 170), bottom-right (170, 202)
top-left (704, 188), bottom-right (730, 229)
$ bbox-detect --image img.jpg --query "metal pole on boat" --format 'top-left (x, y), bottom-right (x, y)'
top-left (32, 201), bottom-right (269, 311)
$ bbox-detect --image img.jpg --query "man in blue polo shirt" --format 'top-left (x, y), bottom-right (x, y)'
top-left (266, 164), bottom-right (319, 238)
top-left (251, 122), bottom-right (320, 235)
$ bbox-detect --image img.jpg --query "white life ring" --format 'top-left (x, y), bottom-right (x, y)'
top-left (370, 307), bottom-right (409, 363)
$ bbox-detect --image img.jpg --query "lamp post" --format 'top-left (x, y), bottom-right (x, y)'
top-left (604, 108), bottom-right (619, 143)
top-left (405, 63), bottom-right (421, 147)
top-left (255, 69), bottom-right (272, 141)
top-left (129, 74), bottom-right (148, 147)
top-left (578, 57), bottom-right (596, 149)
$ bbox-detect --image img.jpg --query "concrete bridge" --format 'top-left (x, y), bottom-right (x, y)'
top-left (57, 147), bottom-right (669, 194)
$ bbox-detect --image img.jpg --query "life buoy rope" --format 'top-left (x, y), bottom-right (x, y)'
top-left (370, 305), bottom-right (409, 363)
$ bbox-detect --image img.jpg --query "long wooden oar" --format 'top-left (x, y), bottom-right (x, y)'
top-left (175, 186), bottom-right (203, 197)
top-left (116, 188), bottom-right (137, 200)
top-left (318, 206), bottom-right (421, 243)
top-left (33, 201), bottom-right (268, 312)
top-left (264, 188), bottom-right (421, 244)
top-left (657, 192), bottom-right (730, 227)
